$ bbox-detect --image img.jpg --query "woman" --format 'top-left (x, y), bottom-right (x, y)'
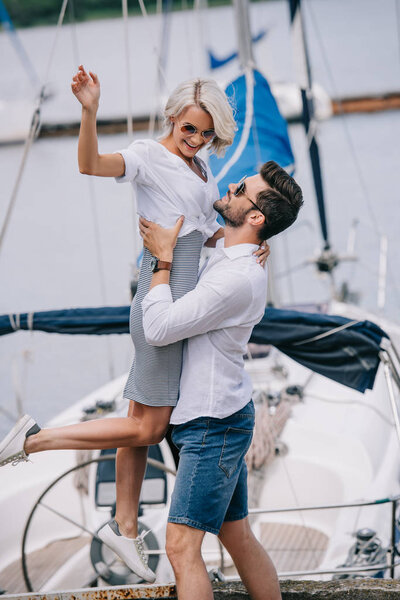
top-left (0, 66), bottom-right (268, 581)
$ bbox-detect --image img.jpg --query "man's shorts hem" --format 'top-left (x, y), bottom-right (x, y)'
top-left (168, 516), bottom-right (220, 536)
top-left (223, 511), bottom-right (248, 523)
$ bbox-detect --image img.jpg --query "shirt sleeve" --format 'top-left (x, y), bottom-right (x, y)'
top-left (114, 140), bottom-right (148, 184)
top-left (141, 270), bottom-right (253, 346)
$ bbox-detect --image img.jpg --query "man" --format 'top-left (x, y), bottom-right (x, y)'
top-left (0, 160), bottom-right (302, 596)
top-left (138, 160), bottom-right (303, 600)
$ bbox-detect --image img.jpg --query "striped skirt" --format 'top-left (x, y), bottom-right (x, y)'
top-left (123, 230), bottom-right (203, 407)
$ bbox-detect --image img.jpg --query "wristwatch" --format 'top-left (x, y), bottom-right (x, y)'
top-left (150, 257), bottom-right (173, 273)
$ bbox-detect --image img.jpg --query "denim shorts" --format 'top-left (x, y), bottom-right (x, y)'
top-left (168, 400), bottom-right (255, 535)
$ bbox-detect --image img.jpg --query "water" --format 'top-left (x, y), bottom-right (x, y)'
top-left (0, 0), bottom-right (400, 437)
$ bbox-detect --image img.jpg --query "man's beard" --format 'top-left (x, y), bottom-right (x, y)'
top-left (214, 199), bottom-right (250, 228)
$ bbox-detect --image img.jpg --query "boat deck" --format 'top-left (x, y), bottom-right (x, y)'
top-left (0, 537), bottom-right (89, 594)
top-left (0, 523), bottom-right (328, 594)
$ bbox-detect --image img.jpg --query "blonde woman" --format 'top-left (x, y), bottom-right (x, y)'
top-left (0, 66), bottom-right (268, 581)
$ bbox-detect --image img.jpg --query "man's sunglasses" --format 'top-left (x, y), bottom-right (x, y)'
top-left (233, 175), bottom-right (265, 216)
top-left (179, 123), bottom-right (216, 142)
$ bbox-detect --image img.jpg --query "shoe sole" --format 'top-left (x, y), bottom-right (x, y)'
top-left (97, 525), bottom-right (156, 583)
top-left (0, 414), bottom-right (32, 456)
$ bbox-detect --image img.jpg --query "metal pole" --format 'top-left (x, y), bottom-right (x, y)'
top-left (232, 0), bottom-right (255, 70)
top-left (377, 235), bottom-right (388, 312)
top-left (391, 497), bottom-right (397, 577)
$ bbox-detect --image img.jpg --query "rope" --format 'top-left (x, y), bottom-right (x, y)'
top-left (246, 398), bottom-right (291, 472)
top-left (0, 105), bottom-right (40, 254)
top-left (292, 319), bottom-right (361, 346)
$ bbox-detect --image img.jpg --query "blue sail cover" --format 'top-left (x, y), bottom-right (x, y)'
top-left (0, 306), bottom-right (387, 393)
top-left (209, 69), bottom-right (295, 198)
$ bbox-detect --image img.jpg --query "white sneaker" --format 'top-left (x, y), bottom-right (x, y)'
top-left (0, 414), bottom-right (40, 467)
top-left (97, 520), bottom-right (156, 583)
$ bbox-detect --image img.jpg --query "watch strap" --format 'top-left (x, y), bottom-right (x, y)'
top-left (154, 260), bottom-right (173, 272)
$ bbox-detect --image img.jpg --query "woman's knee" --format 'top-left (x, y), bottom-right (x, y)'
top-left (123, 415), bottom-right (166, 446)
top-left (128, 404), bottom-right (171, 445)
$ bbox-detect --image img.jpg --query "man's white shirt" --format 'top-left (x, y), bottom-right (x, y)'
top-left (142, 239), bottom-right (268, 424)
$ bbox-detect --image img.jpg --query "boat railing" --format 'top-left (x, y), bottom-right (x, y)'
top-left (239, 494), bottom-right (400, 579)
top-left (141, 493), bottom-right (400, 579)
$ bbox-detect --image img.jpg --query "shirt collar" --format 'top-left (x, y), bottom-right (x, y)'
top-left (216, 238), bottom-right (259, 260)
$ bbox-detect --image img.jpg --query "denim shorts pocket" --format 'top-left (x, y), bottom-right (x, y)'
top-left (219, 427), bottom-right (253, 478)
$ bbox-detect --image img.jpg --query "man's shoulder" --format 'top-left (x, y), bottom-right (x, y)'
top-left (204, 253), bottom-right (267, 294)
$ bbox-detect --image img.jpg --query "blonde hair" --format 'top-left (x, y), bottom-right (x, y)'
top-left (162, 78), bottom-right (237, 157)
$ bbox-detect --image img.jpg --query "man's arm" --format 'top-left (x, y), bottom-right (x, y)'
top-left (142, 274), bottom-right (252, 346)
top-left (139, 217), bottom-right (253, 346)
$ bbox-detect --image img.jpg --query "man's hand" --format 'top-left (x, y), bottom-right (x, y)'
top-left (71, 65), bottom-right (100, 112)
top-left (139, 216), bottom-right (185, 262)
top-left (253, 241), bottom-right (270, 266)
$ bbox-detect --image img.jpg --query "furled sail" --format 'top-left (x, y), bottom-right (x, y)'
top-left (209, 69), bottom-right (295, 197)
top-left (0, 306), bottom-right (386, 393)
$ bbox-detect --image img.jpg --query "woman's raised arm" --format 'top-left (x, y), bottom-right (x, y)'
top-left (71, 65), bottom-right (125, 177)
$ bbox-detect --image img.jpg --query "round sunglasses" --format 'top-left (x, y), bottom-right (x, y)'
top-left (179, 122), bottom-right (216, 142)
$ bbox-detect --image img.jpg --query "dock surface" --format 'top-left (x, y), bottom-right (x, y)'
top-left (2, 579), bottom-right (400, 599)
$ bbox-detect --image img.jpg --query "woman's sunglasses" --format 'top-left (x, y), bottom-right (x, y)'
top-left (179, 123), bottom-right (216, 142)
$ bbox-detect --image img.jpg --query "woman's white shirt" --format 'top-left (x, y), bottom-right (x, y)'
top-left (115, 139), bottom-right (221, 241)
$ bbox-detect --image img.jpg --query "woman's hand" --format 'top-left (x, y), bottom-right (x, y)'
top-left (139, 216), bottom-right (185, 262)
top-left (71, 65), bottom-right (100, 111)
top-left (253, 241), bottom-right (270, 267)
top-left (204, 227), bottom-right (224, 248)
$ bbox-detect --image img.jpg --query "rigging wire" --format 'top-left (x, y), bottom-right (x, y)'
top-left (121, 0), bottom-right (140, 284)
top-left (396, 0), bottom-right (400, 76)
top-left (87, 179), bottom-right (116, 381)
top-left (304, 0), bottom-right (400, 310)
top-left (66, 0), bottom-right (116, 380)
top-left (68, 0), bottom-right (80, 68)
top-left (148, 0), bottom-right (170, 137)
top-left (306, 393), bottom-right (394, 427)
top-left (0, 0), bottom-right (70, 256)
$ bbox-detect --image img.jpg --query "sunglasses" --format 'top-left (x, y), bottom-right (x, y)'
top-left (179, 122), bottom-right (216, 142)
top-left (233, 175), bottom-right (265, 216)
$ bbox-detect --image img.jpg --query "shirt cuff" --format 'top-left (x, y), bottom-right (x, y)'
top-left (142, 284), bottom-right (173, 312)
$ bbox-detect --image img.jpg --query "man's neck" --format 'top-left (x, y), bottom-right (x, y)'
top-left (223, 225), bottom-right (260, 248)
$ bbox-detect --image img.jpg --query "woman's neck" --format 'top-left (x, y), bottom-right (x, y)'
top-left (160, 135), bottom-right (194, 166)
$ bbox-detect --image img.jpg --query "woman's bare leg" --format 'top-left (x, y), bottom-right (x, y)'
top-left (114, 447), bottom-right (148, 537)
top-left (23, 401), bottom-right (172, 540)
top-left (24, 402), bottom-right (172, 453)
top-left (114, 402), bottom-right (172, 538)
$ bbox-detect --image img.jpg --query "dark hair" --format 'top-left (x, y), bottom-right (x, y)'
top-left (256, 161), bottom-right (303, 241)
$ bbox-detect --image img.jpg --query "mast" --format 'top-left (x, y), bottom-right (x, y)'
top-left (232, 0), bottom-right (280, 306)
top-left (232, 0), bottom-right (255, 70)
top-left (288, 0), bottom-right (330, 252)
